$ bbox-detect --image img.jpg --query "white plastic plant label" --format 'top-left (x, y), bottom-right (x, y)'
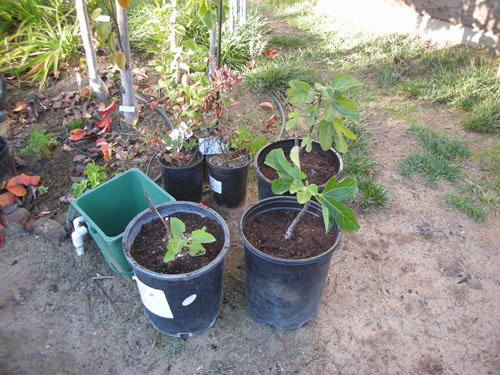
top-left (199, 138), bottom-right (223, 155)
top-left (119, 105), bottom-right (136, 113)
top-left (94, 15), bottom-right (111, 22)
top-left (133, 276), bottom-right (173, 319)
top-left (209, 175), bottom-right (222, 194)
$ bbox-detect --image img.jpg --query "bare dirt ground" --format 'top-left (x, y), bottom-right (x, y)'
top-left (1, 11), bottom-right (500, 375)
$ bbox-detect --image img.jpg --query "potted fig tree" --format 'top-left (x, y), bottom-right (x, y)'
top-left (122, 198), bottom-right (230, 337)
top-left (239, 145), bottom-right (359, 330)
top-left (255, 74), bottom-right (360, 199)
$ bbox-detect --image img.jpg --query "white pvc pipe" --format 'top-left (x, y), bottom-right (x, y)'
top-left (71, 217), bottom-right (88, 256)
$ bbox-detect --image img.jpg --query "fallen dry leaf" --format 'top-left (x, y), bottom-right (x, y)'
top-left (259, 102), bottom-right (274, 110)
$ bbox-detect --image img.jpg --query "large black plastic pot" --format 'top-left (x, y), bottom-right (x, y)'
top-left (0, 136), bottom-right (16, 183)
top-left (238, 196), bottom-right (341, 330)
top-left (159, 154), bottom-right (203, 203)
top-left (254, 139), bottom-right (343, 200)
top-left (206, 154), bottom-right (252, 208)
top-left (123, 201), bottom-right (230, 337)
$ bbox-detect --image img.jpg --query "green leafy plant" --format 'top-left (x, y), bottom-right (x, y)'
top-left (163, 217), bottom-right (215, 263)
top-left (230, 129), bottom-right (268, 158)
top-left (36, 185), bottom-right (49, 196)
top-left (285, 74), bottom-right (361, 153)
top-left (72, 162), bottom-right (110, 197)
top-left (21, 129), bottom-right (59, 158)
top-left (265, 146), bottom-right (359, 238)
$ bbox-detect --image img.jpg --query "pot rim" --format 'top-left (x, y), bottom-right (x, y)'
top-left (206, 152), bottom-right (252, 171)
top-left (158, 152), bottom-right (203, 170)
top-left (123, 201), bottom-right (230, 280)
top-left (238, 196), bottom-right (341, 265)
top-left (253, 138), bottom-right (343, 186)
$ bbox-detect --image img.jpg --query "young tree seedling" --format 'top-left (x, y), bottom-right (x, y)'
top-left (286, 74), bottom-right (361, 153)
top-left (144, 191), bottom-right (216, 263)
top-left (264, 146), bottom-right (360, 239)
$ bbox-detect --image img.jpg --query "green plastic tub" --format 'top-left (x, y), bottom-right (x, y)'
top-left (67, 168), bottom-right (175, 276)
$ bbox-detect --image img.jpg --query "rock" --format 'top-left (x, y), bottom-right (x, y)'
top-left (12, 288), bottom-right (26, 304)
top-left (0, 207), bottom-right (32, 233)
top-left (33, 217), bottom-right (66, 243)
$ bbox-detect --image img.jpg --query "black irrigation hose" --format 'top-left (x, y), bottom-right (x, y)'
top-left (268, 91), bottom-right (286, 142)
top-left (135, 92), bottom-right (175, 178)
top-left (134, 92), bottom-right (174, 131)
top-left (64, 124), bottom-right (90, 156)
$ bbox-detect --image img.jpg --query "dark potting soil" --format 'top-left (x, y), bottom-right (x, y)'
top-left (243, 209), bottom-right (337, 259)
top-left (130, 212), bottom-right (225, 274)
top-left (209, 151), bottom-right (251, 168)
top-left (259, 150), bottom-right (338, 186)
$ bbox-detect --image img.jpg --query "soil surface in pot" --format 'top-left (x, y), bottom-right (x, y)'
top-left (244, 209), bottom-right (337, 259)
top-left (209, 151), bottom-right (251, 168)
top-left (259, 150), bottom-right (338, 186)
top-left (130, 212), bottom-right (225, 274)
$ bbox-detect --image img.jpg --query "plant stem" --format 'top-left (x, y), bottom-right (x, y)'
top-left (144, 190), bottom-right (171, 237)
top-left (108, 0), bottom-right (124, 54)
top-left (285, 200), bottom-right (310, 240)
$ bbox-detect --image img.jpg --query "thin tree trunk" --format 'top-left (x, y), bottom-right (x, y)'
top-left (240, 0), bottom-right (247, 26)
top-left (170, 0), bottom-right (181, 84)
top-left (75, 0), bottom-right (108, 100)
top-left (115, 0), bottom-right (135, 123)
top-left (285, 201), bottom-right (310, 240)
top-left (209, 27), bottom-right (216, 78)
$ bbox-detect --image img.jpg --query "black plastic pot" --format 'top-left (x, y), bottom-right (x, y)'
top-left (159, 154), bottom-right (203, 203)
top-left (0, 136), bottom-right (16, 183)
top-left (238, 196), bottom-right (341, 330)
top-left (254, 139), bottom-right (343, 200)
top-left (122, 201), bottom-right (230, 337)
top-left (206, 154), bottom-right (252, 208)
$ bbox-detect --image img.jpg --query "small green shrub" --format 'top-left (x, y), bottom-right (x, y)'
top-left (21, 129), bottom-right (59, 159)
top-left (72, 162), bottom-right (111, 197)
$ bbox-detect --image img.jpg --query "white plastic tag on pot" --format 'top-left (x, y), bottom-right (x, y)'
top-left (209, 175), bottom-right (222, 194)
top-left (133, 276), bottom-right (173, 319)
top-left (199, 138), bottom-right (223, 155)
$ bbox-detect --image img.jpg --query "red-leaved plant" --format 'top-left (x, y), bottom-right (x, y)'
top-left (0, 173), bottom-right (40, 208)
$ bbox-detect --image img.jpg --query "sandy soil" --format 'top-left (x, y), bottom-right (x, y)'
top-left (1, 9), bottom-right (500, 375)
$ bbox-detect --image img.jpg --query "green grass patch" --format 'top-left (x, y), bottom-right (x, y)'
top-left (398, 151), bottom-right (463, 183)
top-left (398, 125), bottom-right (470, 184)
top-left (444, 176), bottom-right (500, 222)
top-left (343, 122), bottom-right (389, 209)
top-left (408, 125), bottom-right (471, 159)
top-left (480, 146), bottom-right (500, 174)
top-left (355, 176), bottom-right (390, 209)
top-left (270, 1), bottom-right (500, 134)
top-left (243, 52), bottom-right (318, 97)
top-left (268, 34), bottom-right (308, 49)
top-left (444, 193), bottom-right (488, 222)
